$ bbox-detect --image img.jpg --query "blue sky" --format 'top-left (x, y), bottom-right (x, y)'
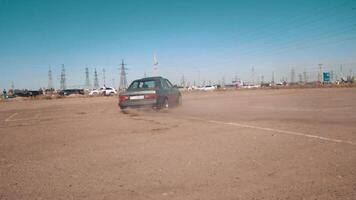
top-left (0, 0), bottom-right (355, 89)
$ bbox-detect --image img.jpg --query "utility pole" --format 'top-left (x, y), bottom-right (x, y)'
top-left (60, 64), bottom-right (66, 90)
top-left (85, 67), bottom-right (90, 89)
top-left (48, 67), bottom-right (53, 89)
top-left (119, 59), bottom-right (128, 91)
top-left (94, 68), bottom-right (99, 89)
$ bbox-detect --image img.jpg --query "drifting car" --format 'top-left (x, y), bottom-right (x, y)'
top-left (118, 76), bottom-right (182, 110)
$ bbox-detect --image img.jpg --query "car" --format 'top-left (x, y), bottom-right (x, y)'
top-left (89, 87), bottom-right (117, 96)
top-left (118, 76), bottom-right (182, 110)
top-left (88, 89), bottom-right (100, 96)
top-left (102, 87), bottom-right (117, 96)
top-left (199, 85), bottom-right (216, 91)
top-left (59, 89), bottom-right (85, 96)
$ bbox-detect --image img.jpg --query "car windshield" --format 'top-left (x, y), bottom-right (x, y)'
top-left (128, 80), bottom-right (159, 90)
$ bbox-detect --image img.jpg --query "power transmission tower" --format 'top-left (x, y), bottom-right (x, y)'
top-left (181, 74), bottom-right (186, 87)
top-left (303, 69), bottom-right (307, 83)
top-left (94, 68), bottom-right (99, 89)
top-left (102, 68), bottom-right (106, 86)
top-left (272, 71), bottom-right (275, 84)
top-left (85, 67), bottom-right (90, 89)
top-left (318, 64), bottom-right (323, 82)
top-left (48, 67), bottom-right (53, 89)
top-left (290, 68), bottom-right (295, 83)
top-left (153, 53), bottom-right (158, 76)
top-left (330, 70), bottom-right (334, 82)
top-left (298, 73), bottom-right (303, 83)
top-left (119, 59), bottom-right (128, 91)
top-left (60, 64), bottom-right (66, 90)
top-left (111, 79), bottom-right (115, 87)
top-left (251, 66), bottom-right (255, 85)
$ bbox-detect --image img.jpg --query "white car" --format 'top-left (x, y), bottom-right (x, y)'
top-left (199, 85), bottom-right (216, 91)
top-left (89, 87), bottom-right (117, 96)
top-left (102, 87), bottom-right (117, 96)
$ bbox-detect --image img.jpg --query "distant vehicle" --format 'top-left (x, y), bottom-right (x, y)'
top-left (89, 87), bottom-right (117, 96)
top-left (102, 87), bottom-right (117, 96)
top-left (199, 85), bottom-right (216, 91)
top-left (59, 89), bottom-right (84, 96)
top-left (13, 89), bottom-right (41, 97)
top-left (118, 76), bottom-right (182, 110)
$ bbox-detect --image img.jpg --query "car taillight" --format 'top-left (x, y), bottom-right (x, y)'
top-left (119, 95), bottom-right (129, 102)
top-left (144, 94), bottom-right (156, 99)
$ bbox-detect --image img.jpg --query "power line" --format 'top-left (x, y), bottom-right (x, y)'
top-left (235, 0), bottom-right (353, 48)
top-left (239, 22), bottom-right (356, 58)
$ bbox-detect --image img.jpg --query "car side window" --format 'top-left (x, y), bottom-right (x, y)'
top-left (161, 79), bottom-right (170, 89)
top-left (166, 79), bottom-right (173, 88)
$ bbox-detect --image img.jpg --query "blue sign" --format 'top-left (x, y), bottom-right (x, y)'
top-left (323, 72), bottom-right (330, 82)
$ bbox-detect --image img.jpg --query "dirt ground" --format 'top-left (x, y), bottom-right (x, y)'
top-left (0, 88), bottom-right (355, 200)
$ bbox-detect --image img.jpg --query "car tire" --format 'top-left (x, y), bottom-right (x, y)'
top-left (162, 98), bottom-right (169, 109)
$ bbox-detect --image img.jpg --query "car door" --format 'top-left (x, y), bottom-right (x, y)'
top-left (160, 79), bottom-right (172, 104)
top-left (165, 79), bottom-right (179, 104)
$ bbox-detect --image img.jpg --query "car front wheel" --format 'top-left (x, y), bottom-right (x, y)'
top-left (162, 98), bottom-right (169, 109)
top-left (177, 95), bottom-right (182, 106)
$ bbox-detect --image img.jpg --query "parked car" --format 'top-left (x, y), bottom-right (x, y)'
top-left (59, 89), bottom-right (84, 96)
top-left (89, 87), bottom-right (117, 96)
top-left (118, 76), bottom-right (182, 110)
top-left (199, 85), bottom-right (216, 91)
top-left (101, 87), bottom-right (117, 96)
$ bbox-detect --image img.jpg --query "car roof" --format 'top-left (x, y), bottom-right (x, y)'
top-left (134, 76), bottom-right (165, 82)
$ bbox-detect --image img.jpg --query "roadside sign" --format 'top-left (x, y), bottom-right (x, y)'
top-left (323, 72), bottom-right (330, 82)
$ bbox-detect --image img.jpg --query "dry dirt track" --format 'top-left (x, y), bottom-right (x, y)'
top-left (0, 88), bottom-right (355, 200)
